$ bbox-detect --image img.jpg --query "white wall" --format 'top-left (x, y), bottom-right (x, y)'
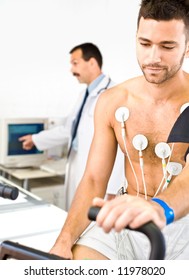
top-left (0, 0), bottom-right (188, 119)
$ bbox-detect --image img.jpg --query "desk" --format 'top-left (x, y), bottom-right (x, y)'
top-left (0, 176), bottom-right (67, 253)
top-left (0, 158), bottom-right (67, 190)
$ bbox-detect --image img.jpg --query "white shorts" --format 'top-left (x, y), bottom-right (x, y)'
top-left (76, 215), bottom-right (189, 260)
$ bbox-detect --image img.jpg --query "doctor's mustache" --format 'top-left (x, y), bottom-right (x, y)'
top-left (73, 72), bottom-right (80, 77)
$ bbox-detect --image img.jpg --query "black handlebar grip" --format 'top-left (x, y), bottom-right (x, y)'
top-left (0, 183), bottom-right (19, 200)
top-left (0, 240), bottom-right (67, 260)
top-left (88, 206), bottom-right (166, 260)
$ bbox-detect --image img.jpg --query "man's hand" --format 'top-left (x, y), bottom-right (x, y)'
top-left (18, 135), bottom-right (34, 150)
top-left (92, 195), bottom-right (166, 233)
top-left (49, 238), bottom-right (73, 260)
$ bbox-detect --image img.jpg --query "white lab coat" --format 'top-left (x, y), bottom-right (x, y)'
top-left (32, 75), bottom-right (124, 210)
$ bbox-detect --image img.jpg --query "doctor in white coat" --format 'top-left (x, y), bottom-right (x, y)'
top-left (19, 43), bottom-right (124, 210)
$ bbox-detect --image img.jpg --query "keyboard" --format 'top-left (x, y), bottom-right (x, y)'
top-left (40, 158), bottom-right (67, 175)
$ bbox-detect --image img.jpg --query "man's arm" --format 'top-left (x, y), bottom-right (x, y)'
top-left (49, 92), bottom-right (118, 259)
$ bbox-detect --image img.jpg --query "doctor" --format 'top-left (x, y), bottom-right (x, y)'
top-left (19, 42), bottom-right (124, 209)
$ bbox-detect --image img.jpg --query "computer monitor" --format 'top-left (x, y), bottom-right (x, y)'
top-left (0, 118), bottom-right (48, 168)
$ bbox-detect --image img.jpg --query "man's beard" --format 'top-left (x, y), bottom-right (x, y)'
top-left (139, 52), bottom-right (185, 85)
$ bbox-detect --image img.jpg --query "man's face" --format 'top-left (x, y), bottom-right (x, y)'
top-left (136, 17), bottom-right (189, 84)
top-left (70, 49), bottom-right (91, 84)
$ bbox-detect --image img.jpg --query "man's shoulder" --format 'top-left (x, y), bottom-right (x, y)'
top-left (97, 75), bottom-right (143, 104)
top-left (107, 75), bottom-right (143, 93)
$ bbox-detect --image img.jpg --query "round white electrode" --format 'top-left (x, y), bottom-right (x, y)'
top-left (115, 107), bottom-right (129, 123)
top-left (132, 134), bottom-right (148, 151)
top-left (155, 142), bottom-right (171, 159)
top-left (166, 162), bottom-right (182, 175)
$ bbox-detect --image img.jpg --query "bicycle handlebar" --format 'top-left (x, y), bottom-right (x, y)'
top-left (88, 206), bottom-right (166, 260)
top-left (0, 240), bottom-right (66, 260)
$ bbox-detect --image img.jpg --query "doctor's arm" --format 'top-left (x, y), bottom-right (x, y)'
top-left (18, 135), bottom-right (34, 150)
top-left (19, 124), bottom-right (70, 151)
top-left (18, 95), bottom-right (84, 151)
top-left (49, 94), bottom-right (118, 259)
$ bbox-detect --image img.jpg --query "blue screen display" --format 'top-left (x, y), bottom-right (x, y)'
top-left (8, 123), bottom-right (44, 155)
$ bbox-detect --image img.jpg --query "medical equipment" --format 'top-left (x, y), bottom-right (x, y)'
top-left (0, 118), bottom-right (48, 168)
top-left (115, 106), bottom-right (129, 123)
top-left (96, 77), bottom-right (112, 95)
top-left (132, 134), bottom-right (148, 199)
top-left (167, 104), bottom-right (189, 143)
top-left (115, 104), bottom-right (185, 198)
top-left (161, 162), bottom-right (182, 191)
top-left (115, 107), bottom-right (140, 196)
top-left (155, 142), bottom-right (171, 180)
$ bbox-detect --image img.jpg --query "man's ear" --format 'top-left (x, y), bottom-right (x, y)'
top-left (89, 57), bottom-right (98, 68)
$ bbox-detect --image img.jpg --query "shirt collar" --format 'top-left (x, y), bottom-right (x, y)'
top-left (88, 73), bottom-right (105, 94)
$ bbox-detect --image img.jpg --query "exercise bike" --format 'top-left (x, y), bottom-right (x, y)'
top-left (0, 183), bottom-right (165, 260)
top-left (88, 206), bottom-right (166, 260)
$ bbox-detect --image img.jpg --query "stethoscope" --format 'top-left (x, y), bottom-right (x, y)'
top-left (96, 77), bottom-right (112, 95)
top-left (87, 77), bottom-right (112, 116)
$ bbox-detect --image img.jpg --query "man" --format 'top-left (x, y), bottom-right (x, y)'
top-left (50, 0), bottom-right (189, 260)
top-left (19, 43), bottom-right (124, 209)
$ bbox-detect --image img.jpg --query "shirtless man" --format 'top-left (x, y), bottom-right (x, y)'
top-left (50, 0), bottom-right (189, 259)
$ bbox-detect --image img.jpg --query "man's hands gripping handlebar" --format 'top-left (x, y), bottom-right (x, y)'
top-left (91, 195), bottom-right (166, 233)
top-left (88, 196), bottom-right (166, 260)
top-left (50, 194), bottom-right (167, 260)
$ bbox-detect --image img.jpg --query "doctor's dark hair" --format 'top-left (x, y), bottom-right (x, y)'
top-left (69, 43), bottom-right (103, 69)
top-left (137, 0), bottom-right (189, 38)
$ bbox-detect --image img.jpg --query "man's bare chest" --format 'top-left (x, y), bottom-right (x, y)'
top-left (114, 105), bottom-right (182, 163)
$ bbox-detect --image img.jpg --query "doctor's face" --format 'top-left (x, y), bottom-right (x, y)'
top-left (70, 49), bottom-right (92, 85)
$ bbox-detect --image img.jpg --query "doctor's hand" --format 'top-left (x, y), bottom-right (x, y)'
top-left (18, 134), bottom-right (34, 150)
top-left (92, 195), bottom-right (166, 233)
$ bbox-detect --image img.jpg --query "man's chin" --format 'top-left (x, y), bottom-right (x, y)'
top-left (144, 74), bottom-right (164, 84)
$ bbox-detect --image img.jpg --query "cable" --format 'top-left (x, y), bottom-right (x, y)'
top-left (121, 125), bottom-right (140, 196)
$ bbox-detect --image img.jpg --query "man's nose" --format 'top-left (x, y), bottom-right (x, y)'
top-left (148, 45), bottom-right (162, 64)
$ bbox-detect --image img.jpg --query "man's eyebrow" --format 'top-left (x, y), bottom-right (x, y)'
top-left (138, 37), bottom-right (177, 45)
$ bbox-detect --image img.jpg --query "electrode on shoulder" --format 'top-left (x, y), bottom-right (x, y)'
top-left (115, 107), bottom-right (129, 122)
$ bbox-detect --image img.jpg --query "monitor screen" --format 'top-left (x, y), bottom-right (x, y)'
top-left (8, 123), bottom-right (44, 156)
top-left (0, 118), bottom-right (48, 168)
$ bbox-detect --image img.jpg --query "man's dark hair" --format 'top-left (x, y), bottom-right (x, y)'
top-left (137, 0), bottom-right (189, 38)
top-left (70, 43), bottom-right (103, 69)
